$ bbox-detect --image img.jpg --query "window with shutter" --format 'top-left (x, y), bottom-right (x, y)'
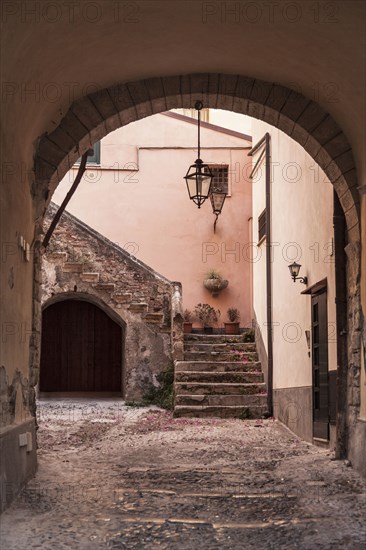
top-left (258, 208), bottom-right (266, 242)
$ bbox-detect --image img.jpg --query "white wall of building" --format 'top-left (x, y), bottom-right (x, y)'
top-left (252, 120), bottom-right (337, 390)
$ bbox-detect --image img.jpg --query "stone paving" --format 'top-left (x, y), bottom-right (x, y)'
top-left (1, 399), bottom-right (365, 549)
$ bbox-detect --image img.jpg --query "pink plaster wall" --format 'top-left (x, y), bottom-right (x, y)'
top-left (52, 112), bottom-right (253, 328)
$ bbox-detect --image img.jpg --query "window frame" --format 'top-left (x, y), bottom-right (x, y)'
top-left (75, 141), bottom-right (101, 166)
top-left (206, 164), bottom-right (230, 196)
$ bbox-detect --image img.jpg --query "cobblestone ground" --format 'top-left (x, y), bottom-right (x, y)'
top-left (1, 399), bottom-right (365, 549)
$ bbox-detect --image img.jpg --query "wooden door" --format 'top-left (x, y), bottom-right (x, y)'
top-left (40, 300), bottom-right (122, 393)
top-left (311, 291), bottom-right (329, 440)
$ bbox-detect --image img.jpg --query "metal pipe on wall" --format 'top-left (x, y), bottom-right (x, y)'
top-left (249, 133), bottom-right (273, 416)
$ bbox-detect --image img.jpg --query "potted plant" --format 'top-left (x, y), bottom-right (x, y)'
top-left (194, 303), bottom-right (220, 334)
top-left (203, 268), bottom-right (229, 297)
top-left (183, 309), bottom-right (193, 334)
top-left (224, 308), bottom-right (240, 335)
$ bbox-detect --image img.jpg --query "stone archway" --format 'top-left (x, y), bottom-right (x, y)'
top-left (34, 74), bottom-right (360, 237)
top-left (31, 73), bottom-right (362, 465)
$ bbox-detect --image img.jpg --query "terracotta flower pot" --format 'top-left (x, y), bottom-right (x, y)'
top-left (224, 322), bottom-right (240, 335)
top-left (183, 322), bottom-right (193, 334)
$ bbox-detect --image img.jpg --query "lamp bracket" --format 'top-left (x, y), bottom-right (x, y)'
top-left (293, 276), bottom-right (308, 285)
top-left (194, 101), bottom-right (203, 111)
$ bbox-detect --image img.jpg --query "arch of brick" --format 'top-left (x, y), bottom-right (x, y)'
top-left (32, 73), bottom-right (362, 465)
top-left (34, 73), bottom-right (360, 240)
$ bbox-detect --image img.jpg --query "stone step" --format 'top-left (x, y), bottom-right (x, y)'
top-left (144, 312), bottom-right (164, 324)
top-left (174, 405), bottom-right (267, 419)
top-left (184, 334), bottom-right (254, 344)
top-left (183, 351), bottom-right (258, 362)
top-left (175, 393), bottom-right (268, 407)
top-left (185, 342), bottom-right (257, 353)
top-left (175, 382), bottom-right (266, 395)
top-left (79, 272), bottom-right (99, 283)
top-left (48, 252), bottom-right (68, 262)
top-left (175, 361), bottom-right (262, 373)
top-left (62, 262), bottom-right (83, 273)
top-left (112, 292), bottom-right (132, 303)
top-left (93, 282), bottom-right (116, 292)
top-left (128, 302), bottom-right (148, 313)
top-left (175, 371), bottom-right (264, 384)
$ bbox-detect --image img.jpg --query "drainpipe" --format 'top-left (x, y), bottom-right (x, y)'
top-left (42, 149), bottom-right (93, 249)
top-left (248, 216), bottom-right (254, 323)
top-left (248, 133), bottom-right (273, 416)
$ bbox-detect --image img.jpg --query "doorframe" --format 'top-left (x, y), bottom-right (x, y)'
top-left (310, 285), bottom-right (329, 442)
top-left (40, 293), bottom-right (126, 397)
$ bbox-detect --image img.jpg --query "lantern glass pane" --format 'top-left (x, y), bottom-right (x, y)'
top-left (199, 173), bottom-right (212, 198)
top-left (289, 262), bottom-right (301, 278)
top-left (186, 176), bottom-right (197, 199)
top-left (210, 192), bottom-right (226, 213)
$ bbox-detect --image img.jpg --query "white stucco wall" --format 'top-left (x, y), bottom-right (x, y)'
top-left (252, 120), bottom-right (337, 390)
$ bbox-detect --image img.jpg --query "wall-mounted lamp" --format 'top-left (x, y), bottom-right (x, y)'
top-left (184, 101), bottom-right (213, 208)
top-left (288, 262), bottom-right (308, 285)
top-left (210, 186), bottom-right (227, 232)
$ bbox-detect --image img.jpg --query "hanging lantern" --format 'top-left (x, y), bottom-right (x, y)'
top-left (184, 101), bottom-right (213, 209)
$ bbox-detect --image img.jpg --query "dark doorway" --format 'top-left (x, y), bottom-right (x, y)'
top-left (40, 299), bottom-right (123, 394)
top-left (312, 290), bottom-right (329, 440)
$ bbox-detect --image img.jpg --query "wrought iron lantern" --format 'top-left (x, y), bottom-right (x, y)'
top-left (184, 101), bottom-right (213, 208)
top-left (210, 186), bottom-right (227, 232)
top-left (288, 262), bottom-right (308, 285)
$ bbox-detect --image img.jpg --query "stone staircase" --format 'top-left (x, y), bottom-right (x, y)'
top-left (174, 333), bottom-right (268, 418)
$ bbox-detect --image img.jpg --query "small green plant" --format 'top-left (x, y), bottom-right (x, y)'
top-left (242, 328), bottom-right (255, 342)
top-left (194, 303), bottom-right (220, 327)
top-left (142, 363), bottom-right (174, 410)
top-left (205, 268), bottom-right (222, 280)
top-left (239, 408), bottom-right (254, 420)
top-left (227, 308), bottom-right (240, 322)
top-left (183, 309), bottom-right (193, 322)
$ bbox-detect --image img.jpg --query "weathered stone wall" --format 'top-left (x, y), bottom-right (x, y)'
top-left (40, 203), bottom-right (176, 400)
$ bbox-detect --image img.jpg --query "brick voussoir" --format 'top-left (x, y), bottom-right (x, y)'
top-left (264, 83), bottom-right (292, 112)
top-left (47, 126), bottom-right (78, 155)
top-left (263, 105), bottom-right (280, 128)
top-left (296, 102), bottom-right (331, 134)
top-left (59, 110), bottom-right (91, 144)
top-left (71, 96), bottom-right (105, 131)
top-left (249, 79), bottom-right (273, 105)
top-left (311, 115), bottom-right (342, 146)
top-left (303, 135), bottom-right (322, 158)
top-left (162, 75), bottom-right (182, 110)
top-left (38, 137), bottom-right (69, 168)
top-left (217, 73), bottom-right (240, 110)
top-left (280, 90), bottom-right (310, 120)
top-left (126, 80), bottom-right (153, 118)
top-left (89, 88), bottom-right (120, 123)
top-left (145, 77), bottom-right (167, 114)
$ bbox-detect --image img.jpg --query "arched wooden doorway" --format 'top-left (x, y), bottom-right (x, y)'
top-left (40, 299), bottom-right (123, 394)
